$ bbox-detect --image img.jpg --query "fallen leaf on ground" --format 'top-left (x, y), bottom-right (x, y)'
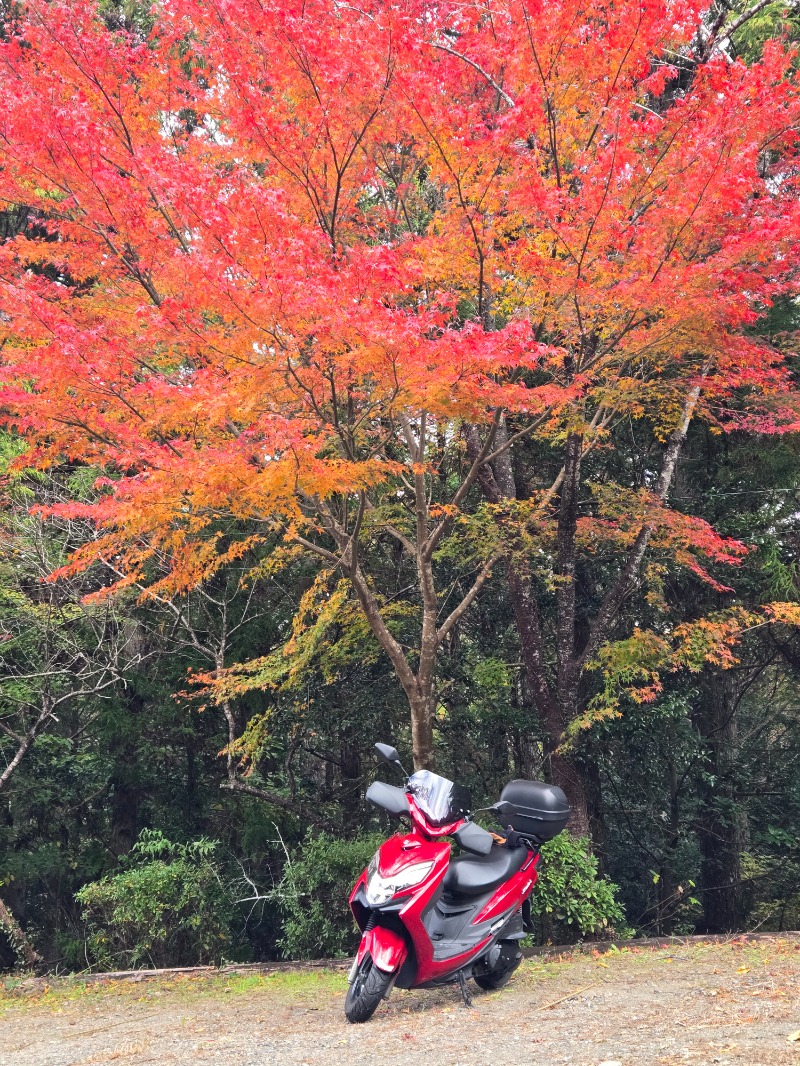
top-left (737, 966), bottom-right (750, 974)
top-left (788, 1030), bottom-right (800, 1042)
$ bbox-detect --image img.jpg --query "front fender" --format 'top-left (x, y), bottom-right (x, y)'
top-left (356, 925), bottom-right (408, 974)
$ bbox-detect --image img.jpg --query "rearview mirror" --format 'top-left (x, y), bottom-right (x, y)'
top-left (375, 742), bottom-right (401, 765)
top-left (374, 742), bottom-right (407, 776)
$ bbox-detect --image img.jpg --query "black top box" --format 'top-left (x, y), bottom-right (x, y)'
top-left (499, 779), bottom-right (570, 842)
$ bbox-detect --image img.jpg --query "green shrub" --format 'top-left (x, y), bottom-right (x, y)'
top-left (76, 830), bottom-right (236, 969)
top-left (276, 831), bottom-right (384, 959)
top-left (529, 833), bottom-right (629, 943)
top-left (741, 835), bottom-right (800, 931)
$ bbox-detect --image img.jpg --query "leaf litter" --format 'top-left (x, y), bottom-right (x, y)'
top-left (0, 937), bottom-right (798, 1066)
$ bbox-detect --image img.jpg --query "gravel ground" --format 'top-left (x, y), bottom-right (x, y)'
top-left (2, 937), bottom-right (800, 1066)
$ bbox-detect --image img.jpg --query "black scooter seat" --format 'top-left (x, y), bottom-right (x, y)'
top-left (443, 844), bottom-right (528, 898)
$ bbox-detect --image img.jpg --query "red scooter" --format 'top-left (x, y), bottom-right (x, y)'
top-left (345, 742), bottom-right (570, 1022)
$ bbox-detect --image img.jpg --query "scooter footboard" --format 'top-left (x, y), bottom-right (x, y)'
top-left (356, 925), bottom-right (408, 974)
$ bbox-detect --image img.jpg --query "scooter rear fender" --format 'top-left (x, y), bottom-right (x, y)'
top-left (356, 925), bottom-right (408, 974)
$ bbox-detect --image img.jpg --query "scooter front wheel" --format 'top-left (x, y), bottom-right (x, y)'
top-left (344, 951), bottom-right (393, 1023)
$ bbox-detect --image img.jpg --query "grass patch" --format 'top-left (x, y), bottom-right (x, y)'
top-left (0, 937), bottom-right (796, 1018)
top-left (0, 965), bottom-right (349, 1016)
top-left (259, 968), bottom-right (349, 997)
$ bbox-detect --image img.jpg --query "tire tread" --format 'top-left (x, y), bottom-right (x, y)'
top-left (344, 955), bottom-right (392, 1023)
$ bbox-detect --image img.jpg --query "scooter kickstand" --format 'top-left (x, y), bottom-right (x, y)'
top-left (457, 970), bottom-right (473, 1009)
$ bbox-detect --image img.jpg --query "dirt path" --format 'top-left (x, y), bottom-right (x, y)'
top-left (2, 937), bottom-right (799, 1066)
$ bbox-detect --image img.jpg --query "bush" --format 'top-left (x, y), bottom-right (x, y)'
top-left (529, 833), bottom-right (629, 943)
top-left (76, 830), bottom-right (236, 969)
top-left (741, 834), bottom-right (800, 931)
top-left (276, 831), bottom-right (384, 959)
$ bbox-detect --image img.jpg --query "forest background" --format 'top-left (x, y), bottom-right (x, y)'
top-left (2, 0), bottom-right (800, 972)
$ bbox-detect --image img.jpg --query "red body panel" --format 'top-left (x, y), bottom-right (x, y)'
top-left (349, 805), bottom-right (539, 988)
top-left (474, 852), bottom-right (540, 923)
top-left (374, 830), bottom-right (451, 879)
top-left (357, 925), bottom-right (408, 973)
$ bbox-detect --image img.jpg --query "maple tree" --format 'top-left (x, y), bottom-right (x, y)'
top-left (1, 0), bottom-right (800, 834)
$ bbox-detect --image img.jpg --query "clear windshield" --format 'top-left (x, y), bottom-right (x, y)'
top-left (408, 770), bottom-right (470, 827)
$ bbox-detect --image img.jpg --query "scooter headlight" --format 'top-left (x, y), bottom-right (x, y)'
top-left (365, 854), bottom-right (434, 906)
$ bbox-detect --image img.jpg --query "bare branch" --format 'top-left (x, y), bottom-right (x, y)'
top-left (431, 41), bottom-right (516, 107)
top-left (0, 704), bottom-right (51, 793)
top-left (220, 777), bottom-right (336, 831)
top-left (437, 551), bottom-right (503, 643)
top-left (579, 373), bottom-right (707, 670)
top-left (422, 410), bottom-right (504, 562)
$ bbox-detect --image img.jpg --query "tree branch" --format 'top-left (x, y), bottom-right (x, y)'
top-left (422, 410), bottom-right (503, 562)
top-left (437, 551), bottom-right (503, 643)
top-left (220, 777), bottom-right (335, 831)
top-left (431, 42), bottom-right (515, 107)
top-left (579, 374), bottom-right (706, 670)
top-left (348, 565), bottom-right (418, 695)
top-left (702, 0), bottom-right (787, 59)
top-left (0, 703), bottom-right (52, 793)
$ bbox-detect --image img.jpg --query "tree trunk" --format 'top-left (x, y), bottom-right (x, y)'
top-left (464, 376), bottom-right (704, 847)
top-left (581, 754), bottom-right (608, 858)
top-left (657, 739), bottom-right (682, 935)
top-left (503, 428), bottom-right (592, 834)
top-left (109, 690), bottom-right (144, 857)
top-left (548, 748), bottom-right (591, 837)
top-left (693, 673), bottom-right (745, 933)
top-left (410, 689), bottom-right (435, 770)
top-left (466, 422), bottom-right (594, 833)
top-left (0, 896), bottom-right (41, 970)
top-left (507, 559), bottom-right (592, 835)
top-left (339, 729), bottom-right (362, 829)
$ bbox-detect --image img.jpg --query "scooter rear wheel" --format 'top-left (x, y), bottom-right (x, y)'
top-left (473, 942), bottom-right (523, 991)
top-left (344, 952), bottom-right (393, 1023)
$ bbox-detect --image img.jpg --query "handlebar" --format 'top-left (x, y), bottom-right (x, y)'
top-left (498, 826), bottom-right (542, 850)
